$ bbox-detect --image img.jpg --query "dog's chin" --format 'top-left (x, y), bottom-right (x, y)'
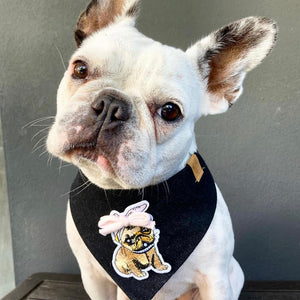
top-left (64, 149), bottom-right (122, 188)
top-left (68, 148), bottom-right (114, 174)
top-left (61, 148), bottom-right (153, 190)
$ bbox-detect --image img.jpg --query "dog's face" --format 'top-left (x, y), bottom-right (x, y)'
top-left (119, 226), bottom-right (154, 252)
top-left (47, 0), bottom-right (277, 189)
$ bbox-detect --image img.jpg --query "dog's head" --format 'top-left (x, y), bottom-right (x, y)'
top-left (119, 226), bottom-right (155, 253)
top-left (110, 201), bottom-right (156, 252)
top-left (47, 0), bottom-right (277, 189)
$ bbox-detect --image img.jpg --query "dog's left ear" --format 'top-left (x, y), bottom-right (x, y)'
top-left (186, 17), bottom-right (278, 115)
top-left (75, 0), bottom-right (140, 47)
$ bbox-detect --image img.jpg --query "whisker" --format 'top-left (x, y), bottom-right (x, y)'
top-left (65, 177), bottom-right (90, 196)
top-left (32, 142), bottom-right (46, 154)
top-left (139, 188), bottom-right (145, 200)
top-left (54, 43), bottom-right (67, 71)
top-left (47, 154), bottom-right (53, 167)
top-left (73, 181), bottom-right (93, 197)
top-left (22, 116), bottom-right (55, 129)
top-left (162, 180), bottom-right (170, 203)
top-left (32, 136), bottom-right (47, 152)
top-left (164, 180), bottom-right (170, 195)
top-left (103, 189), bottom-right (112, 211)
top-left (58, 160), bottom-right (63, 175)
top-left (31, 126), bottom-right (51, 141)
top-left (30, 124), bottom-right (53, 127)
top-left (59, 163), bottom-right (73, 169)
top-left (39, 149), bottom-right (48, 157)
top-left (61, 179), bottom-right (92, 198)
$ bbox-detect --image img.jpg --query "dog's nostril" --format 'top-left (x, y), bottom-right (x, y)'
top-left (111, 105), bottom-right (130, 122)
top-left (91, 99), bottom-right (105, 116)
top-left (91, 95), bottom-right (131, 127)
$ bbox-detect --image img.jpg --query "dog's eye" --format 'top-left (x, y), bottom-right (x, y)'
top-left (141, 228), bottom-right (151, 234)
top-left (72, 60), bottom-right (88, 79)
top-left (125, 238), bottom-right (133, 245)
top-left (159, 103), bottom-right (182, 122)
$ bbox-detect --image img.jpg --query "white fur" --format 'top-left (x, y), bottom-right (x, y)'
top-left (47, 4), bottom-right (276, 299)
top-left (47, 22), bottom-right (203, 189)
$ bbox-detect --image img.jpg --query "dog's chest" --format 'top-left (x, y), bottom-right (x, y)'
top-left (69, 153), bottom-right (217, 300)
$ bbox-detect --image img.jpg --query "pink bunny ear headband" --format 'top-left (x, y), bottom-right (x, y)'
top-left (98, 200), bottom-right (156, 236)
top-left (98, 211), bottom-right (156, 236)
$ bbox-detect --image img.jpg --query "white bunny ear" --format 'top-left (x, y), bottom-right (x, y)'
top-left (75, 0), bottom-right (140, 46)
top-left (110, 210), bottom-right (120, 216)
top-left (126, 200), bottom-right (149, 216)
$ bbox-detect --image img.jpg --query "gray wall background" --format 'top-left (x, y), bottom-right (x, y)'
top-left (0, 0), bottom-right (299, 290)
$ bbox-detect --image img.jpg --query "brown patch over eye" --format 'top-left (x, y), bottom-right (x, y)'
top-left (72, 61), bottom-right (89, 79)
top-left (160, 103), bottom-right (182, 122)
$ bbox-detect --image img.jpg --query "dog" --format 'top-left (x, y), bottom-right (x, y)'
top-left (46, 0), bottom-right (277, 299)
top-left (99, 200), bottom-right (171, 280)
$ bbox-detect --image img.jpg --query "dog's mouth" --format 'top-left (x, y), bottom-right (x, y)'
top-left (66, 143), bottom-right (97, 161)
top-left (131, 241), bottom-right (155, 254)
top-left (64, 142), bottom-right (113, 173)
top-left (125, 234), bottom-right (155, 253)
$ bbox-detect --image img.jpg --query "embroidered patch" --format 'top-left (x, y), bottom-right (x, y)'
top-left (98, 201), bottom-right (171, 280)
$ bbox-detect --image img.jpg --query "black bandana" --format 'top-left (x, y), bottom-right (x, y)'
top-left (70, 153), bottom-right (217, 300)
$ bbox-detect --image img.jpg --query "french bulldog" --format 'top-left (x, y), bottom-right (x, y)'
top-left (46, 0), bottom-right (277, 299)
top-left (104, 201), bottom-right (171, 280)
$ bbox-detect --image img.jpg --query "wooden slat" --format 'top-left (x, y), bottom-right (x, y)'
top-left (243, 280), bottom-right (300, 291)
top-left (240, 281), bottom-right (300, 300)
top-left (240, 291), bottom-right (300, 300)
top-left (25, 280), bottom-right (88, 300)
top-left (2, 273), bottom-right (300, 300)
top-left (2, 273), bottom-right (88, 300)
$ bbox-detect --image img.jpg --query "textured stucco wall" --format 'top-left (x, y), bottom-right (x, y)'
top-left (1, 0), bottom-right (299, 289)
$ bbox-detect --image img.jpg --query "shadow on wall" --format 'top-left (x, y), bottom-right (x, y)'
top-left (0, 116), bottom-right (15, 297)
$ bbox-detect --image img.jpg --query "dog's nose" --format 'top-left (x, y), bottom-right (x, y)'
top-left (91, 92), bottom-right (131, 131)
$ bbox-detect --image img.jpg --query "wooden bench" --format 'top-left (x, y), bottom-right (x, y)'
top-left (2, 273), bottom-right (300, 300)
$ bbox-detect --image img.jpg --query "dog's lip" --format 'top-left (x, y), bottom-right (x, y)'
top-left (130, 241), bottom-right (155, 253)
top-left (64, 142), bottom-right (96, 153)
top-left (64, 143), bottom-right (113, 172)
top-left (64, 142), bottom-right (97, 160)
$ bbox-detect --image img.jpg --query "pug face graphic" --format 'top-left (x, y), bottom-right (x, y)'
top-left (99, 201), bottom-right (171, 280)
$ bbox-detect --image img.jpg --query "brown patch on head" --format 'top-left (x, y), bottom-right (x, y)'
top-left (75, 0), bottom-right (140, 47)
top-left (75, 0), bottom-right (124, 47)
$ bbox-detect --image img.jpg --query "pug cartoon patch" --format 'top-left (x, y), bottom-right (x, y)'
top-left (98, 201), bottom-right (171, 280)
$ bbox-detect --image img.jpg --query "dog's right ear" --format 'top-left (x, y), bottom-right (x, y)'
top-left (75, 0), bottom-right (140, 47)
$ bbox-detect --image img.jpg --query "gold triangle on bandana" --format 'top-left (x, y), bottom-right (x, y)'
top-left (186, 154), bottom-right (204, 182)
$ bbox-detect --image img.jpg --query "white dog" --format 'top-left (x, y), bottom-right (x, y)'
top-left (46, 1), bottom-right (277, 299)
